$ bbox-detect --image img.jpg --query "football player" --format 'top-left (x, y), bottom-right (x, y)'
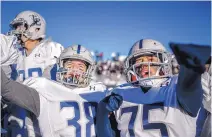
top-left (3, 10), bottom-right (64, 137)
top-left (0, 33), bottom-right (19, 135)
top-left (96, 39), bottom-right (210, 137)
top-left (1, 45), bottom-right (107, 137)
top-left (8, 10), bottom-right (64, 81)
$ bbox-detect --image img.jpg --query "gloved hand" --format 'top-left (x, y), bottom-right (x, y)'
top-left (96, 93), bottom-right (123, 137)
top-left (170, 43), bottom-right (210, 74)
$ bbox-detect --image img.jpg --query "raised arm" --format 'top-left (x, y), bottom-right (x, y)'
top-left (1, 68), bottom-right (40, 117)
top-left (170, 43), bottom-right (210, 117)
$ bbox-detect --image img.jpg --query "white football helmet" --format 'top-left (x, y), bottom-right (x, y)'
top-left (8, 10), bottom-right (46, 41)
top-left (125, 39), bottom-right (173, 88)
top-left (57, 45), bottom-right (95, 88)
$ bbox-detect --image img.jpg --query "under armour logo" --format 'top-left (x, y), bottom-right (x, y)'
top-left (89, 86), bottom-right (95, 91)
top-left (29, 15), bottom-right (41, 27)
top-left (35, 53), bottom-right (41, 57)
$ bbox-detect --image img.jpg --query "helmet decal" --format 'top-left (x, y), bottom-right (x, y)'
top-left (29, 14), bottom-right (41, 27)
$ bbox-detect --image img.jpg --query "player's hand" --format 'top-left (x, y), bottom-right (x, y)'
top-left (170, 43), bottom-right (210, 74)
top-left (102, 93), bottom-right (123, 112)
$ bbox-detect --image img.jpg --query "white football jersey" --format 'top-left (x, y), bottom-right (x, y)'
top-left (5, 38), bottom-right (64, 137)
top-left (0, 34), bottom-right (18, 65)
top-left (113, 76), bottom-right (198, 137)
top-left (16, 38), bottom-right (64, 82)
top-left (0, 34), bottom-right (19, 78)
top-left (23, 77), bottom-right (106, 137)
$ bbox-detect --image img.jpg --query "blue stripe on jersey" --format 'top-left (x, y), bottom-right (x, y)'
top-left (139, 39), bottom-right (143, 49)
top-left (196, 106), bottom-right (208, 137)
top-left (77, 45), bottom-right (81, 54)
top-left (10, 64), bottom-right (18, 80)
top-left (50, 64), bottom-right (57, 81)
top-left (18, 47), bottom-right (25, 56)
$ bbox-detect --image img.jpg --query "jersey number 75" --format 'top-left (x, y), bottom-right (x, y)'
top-left (120, 102), bottom-right (169, 137)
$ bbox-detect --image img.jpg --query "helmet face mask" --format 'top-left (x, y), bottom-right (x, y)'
top-left (57, 45), bottom-right (94, 88)
top-left (125, 39), bottom-right (173, 88)
top-left (10, 20), bottom-right (28, 31)
top-left (58, 67), bottom-right (92, 88)
top-left (8, 20), bottom-right (29, 44)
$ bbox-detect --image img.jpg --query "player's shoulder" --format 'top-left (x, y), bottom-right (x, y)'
top-left (73, 81), bottom-right (107, 94)
top-left (0, 33), bottom-right (10, 42)
top-left (22, 77), bottom-right (60, 88)
top-left (0, 34), bottom-right (16, 43)
top-left (40, 38), bottom-right (64, 50)
top-left (111, 77), bottom-right (176, 95)
top-left (1, 34), bottom-right (19, 65)
top-left (47, 41), bottom-right (64, 50)
top-left (23, 77), bottom-right (47, 87)
top-left (0, 34), bottom-right (17, 50)
top-left (23, 77), bottom-right (63, 92)
top-left (88, 81), bottom-right (107, 92)
top-left (108, 82), bottom-right (135, 96)
top-left (114, 82), bottom-right (135, 91)
top-left (39, 38), bottom-right (64, 58)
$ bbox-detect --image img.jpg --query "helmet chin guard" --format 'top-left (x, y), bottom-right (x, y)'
top-left (57, 67), bottom-right (92, 88)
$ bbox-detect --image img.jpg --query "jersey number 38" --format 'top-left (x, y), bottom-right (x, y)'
top-left (60, 101), bottom-right (98, 137)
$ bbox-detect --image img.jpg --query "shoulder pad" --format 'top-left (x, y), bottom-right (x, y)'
top-left (45, 41), bottom-right (64, 58)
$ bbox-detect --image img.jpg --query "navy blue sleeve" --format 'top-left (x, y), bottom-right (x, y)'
top-left (170, 43), bottom-right (210, 117)
top-left (96, 93), bottom-right (123, 137)
top-left (196, 106), bottom-right (208, 136)
top-left (10, 64), bottom-right (18, 80)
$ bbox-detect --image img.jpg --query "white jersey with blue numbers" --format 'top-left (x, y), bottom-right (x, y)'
top-left (113, 76), bottom-right (198, 137)
top-left (4, 38), bottom-right (64, 137)
top-left (23, 77), bottom-right (106, 137)
top-left (16, 38), bottom-right (64, 82)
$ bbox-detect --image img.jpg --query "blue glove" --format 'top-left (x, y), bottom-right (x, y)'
top-left (170, 43), bottom-right (210, 74)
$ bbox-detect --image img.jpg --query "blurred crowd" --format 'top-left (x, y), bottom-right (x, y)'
top-left (92, 51), bottom-right (127, 88)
